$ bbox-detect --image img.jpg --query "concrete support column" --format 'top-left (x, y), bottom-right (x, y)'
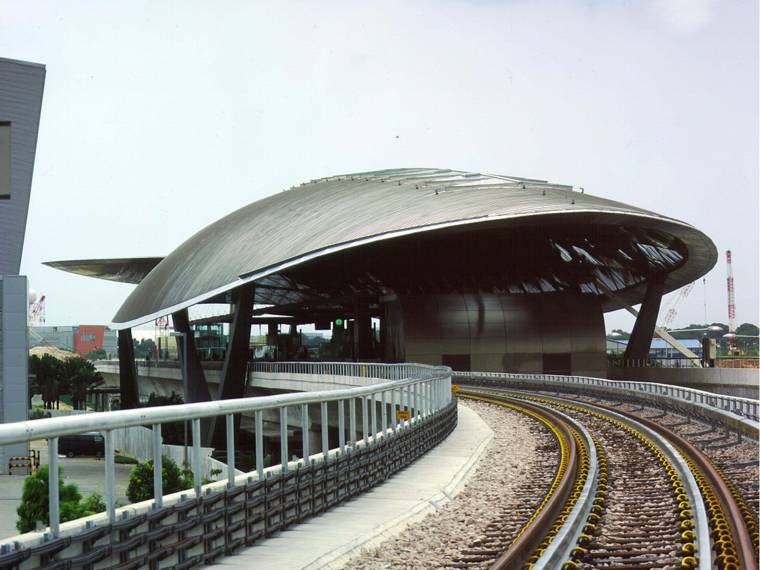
top-left (354, 292), bottom-right (373, 360)
top-left (381, 294), bottom-right (404, 363)
top-left (117, 328), bottom-right (140, 409)
top-left (623, 275), bottom-right (666, 362)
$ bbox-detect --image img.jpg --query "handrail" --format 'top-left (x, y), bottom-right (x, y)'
top-left (452, 371), bottom-right (759, 421)
top-left (1, 362), bottom-right (453, 541)
top-left (94, 360), bottom-right (445, 378)
top-left (1, 367), bottom-right (450, 445)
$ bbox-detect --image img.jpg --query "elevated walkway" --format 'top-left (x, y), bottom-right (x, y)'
top-left (216, 404), bottom-right (493, 570)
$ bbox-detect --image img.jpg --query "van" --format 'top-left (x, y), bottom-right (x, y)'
top-left (58, 433), bottom-right (105, 459)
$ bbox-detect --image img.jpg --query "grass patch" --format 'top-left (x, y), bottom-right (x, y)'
top-left (114, 455), bottom-right (138, 465)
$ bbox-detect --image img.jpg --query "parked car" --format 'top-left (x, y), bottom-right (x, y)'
top-left (58, 432), bottom-right (105, 458)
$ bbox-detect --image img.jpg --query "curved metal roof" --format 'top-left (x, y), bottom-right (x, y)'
top-left (101, 168), bottom-right (716, 328)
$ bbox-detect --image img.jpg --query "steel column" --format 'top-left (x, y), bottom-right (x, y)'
top-left (210, 284), bottom-right (255, 445)
top-left (301, 404), bottom-right (310, 464)
top-left (349, 398), bottom-right (356, 447)
top-left (361, 396), bottom-right (368, 444)
top-left (192, 419), bottom-right (202, 497)
top-left (104, 430), bottom-right (115, 522)
top-left (255, 410), bottom-right (264, 480)
top-left (321, 401), bottom-right (329, 458)
top-left (280, 407), bottom-right (288, 472)
top-left (624, 275), bottom-right (666, 361)
top-left (338, 400), bottom-right (346, 453)
top-left (226, 414), bottom-right (236, 488)
top-left (117, 328), bottom-right (139, 410)
top-left (48, 437), bottom-right (60, 537)
top-left (152, 423), bottom-right (163, 508)
top-left (381, 391), bottom-right (387, 438)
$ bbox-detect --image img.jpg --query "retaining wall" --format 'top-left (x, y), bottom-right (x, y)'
top-left (606, 367), bottom-right (759, 399)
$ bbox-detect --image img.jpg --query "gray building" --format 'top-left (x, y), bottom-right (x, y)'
top-left (0, 57), bottom-right (46, 472)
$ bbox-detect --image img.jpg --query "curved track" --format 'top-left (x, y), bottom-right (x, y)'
top-left (457, 388), bottom-right (757, 570)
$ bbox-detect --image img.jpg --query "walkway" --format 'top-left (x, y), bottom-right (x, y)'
top-left (215, 403), bottom-right (493, 570)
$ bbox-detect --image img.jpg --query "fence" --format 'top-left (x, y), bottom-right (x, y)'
top-left (0, 362), bottom-right (453, 558)
top-left (452, 371), bottom-right (759, 421)
top-left (607, 356), bottom-right (759, 369)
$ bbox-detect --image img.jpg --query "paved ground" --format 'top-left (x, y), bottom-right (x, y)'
top-left (215, 403), bottom-right (494, 570)
top-left (0, 441), bottom-right (133, 540)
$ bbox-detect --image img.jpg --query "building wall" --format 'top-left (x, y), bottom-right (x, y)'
top-left (0, 59), bottom-right (46, 275)
top-left (74, 325), bottom-right (105, 355)
top-left (30, 326), bottom-right (76, 351)
top-left (30, 325), bottom-right (117, 356)
top-left (401, 293), bottom-right (606, 377)
top-left (1, 275), bottom-right (29, 473)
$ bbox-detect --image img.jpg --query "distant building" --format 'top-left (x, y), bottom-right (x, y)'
top-left (31, 325), bottom-right (118, 357)
top-left (607, 338), bottom-right (703, 359)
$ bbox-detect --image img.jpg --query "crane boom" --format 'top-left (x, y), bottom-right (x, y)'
top-left (661, 282), bottom-right (695, 328)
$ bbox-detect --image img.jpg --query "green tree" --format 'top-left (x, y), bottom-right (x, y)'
top-left (126, 456), bottom-right (192, 504)
top-left (84, 348), bottom-right (107, 360)
top-left (132, 338), bottom-right (156, 360)
top-left (61, 357), bottom-right (105, 410)
top-left (29, 354), bottom-right (63, 410)
top-left (736, 323), bottom-right (759, 336)
top-left (16, 465), bottom-right (85, 533)
top-left (140, 392), bottom-right (185, 445)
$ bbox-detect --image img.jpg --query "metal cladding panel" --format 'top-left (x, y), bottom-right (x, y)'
top-left (0, 58), bottom-right (46, 276)
top-left (43, 257), bottom-right (164, 285)
top-left (110, 168), bottom-right (717, 327)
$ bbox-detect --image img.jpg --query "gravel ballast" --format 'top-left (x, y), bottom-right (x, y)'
top-left (342, 398), bottom-right (560, 570)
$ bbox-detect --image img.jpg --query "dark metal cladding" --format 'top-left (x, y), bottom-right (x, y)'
top-left (95, 168), bottom-right (714, 327)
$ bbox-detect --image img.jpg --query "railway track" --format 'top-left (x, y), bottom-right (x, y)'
top-left (456, 388), bottom-right (758, 570)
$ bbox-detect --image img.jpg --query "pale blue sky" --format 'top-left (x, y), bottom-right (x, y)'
top-left (2, 0), bottom-right (757, 332)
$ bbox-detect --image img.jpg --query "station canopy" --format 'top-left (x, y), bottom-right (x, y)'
top-left (46, 168), bottom-right (717, 328)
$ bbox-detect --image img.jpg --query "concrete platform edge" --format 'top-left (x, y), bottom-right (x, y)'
top-left (304, 404), bottom-right (495, 570)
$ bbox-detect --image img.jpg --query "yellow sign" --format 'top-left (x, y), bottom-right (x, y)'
top-left (396, 410), bottom-right (411, 420)
top-left (451, 385), bottom-right (460, 393)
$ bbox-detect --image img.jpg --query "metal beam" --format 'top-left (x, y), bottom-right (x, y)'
top-left (173, 309), bottom-right (213, 446)
top-left (599, 283), bottom-right (702, 362)
top-left (623, 276), bottom-right (664, 361)
top-left (209, 284), bottom-right (255, 446)
top-left (117, 328), bottom-right (140, 409)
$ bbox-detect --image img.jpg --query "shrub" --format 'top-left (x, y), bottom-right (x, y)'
top-left (15, 465), bottom-right (102, 533)
top-left (29, 409), bottom-right (52, 420)
top-left (126, 456), bottom-right (192, 504)
top-left (79, 493), bottom-right (107, 517)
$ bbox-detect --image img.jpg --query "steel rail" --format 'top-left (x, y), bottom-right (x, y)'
top-left (458, 392), bottom-right (582, 570)
top-left (466, 386), bottom-right (745, 570)
top-left (592, 402), bottom-right (759, 570)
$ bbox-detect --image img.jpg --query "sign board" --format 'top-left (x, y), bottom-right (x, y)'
top-left (451, 385), bottom-right (460, 393)
top-left (396, 410), bottom-right (411, 420)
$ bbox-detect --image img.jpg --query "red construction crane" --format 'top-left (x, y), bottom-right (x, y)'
top-left (28, 293), bottom-right (46, 327)
top-left (660, 282), bottom-right (695, 328)
top-left (726, 250), bottom-right (737, 351)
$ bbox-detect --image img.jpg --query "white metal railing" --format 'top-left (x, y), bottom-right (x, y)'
top-left (452, 371), bottom-right (759, 421)
top-left (248, 361), bottom-right (443, 380)
top-left (1, 364), bottom-right (452, 539)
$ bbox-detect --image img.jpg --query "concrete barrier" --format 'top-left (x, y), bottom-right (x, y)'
top-left (606, 367), bottom-right (759, 399)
